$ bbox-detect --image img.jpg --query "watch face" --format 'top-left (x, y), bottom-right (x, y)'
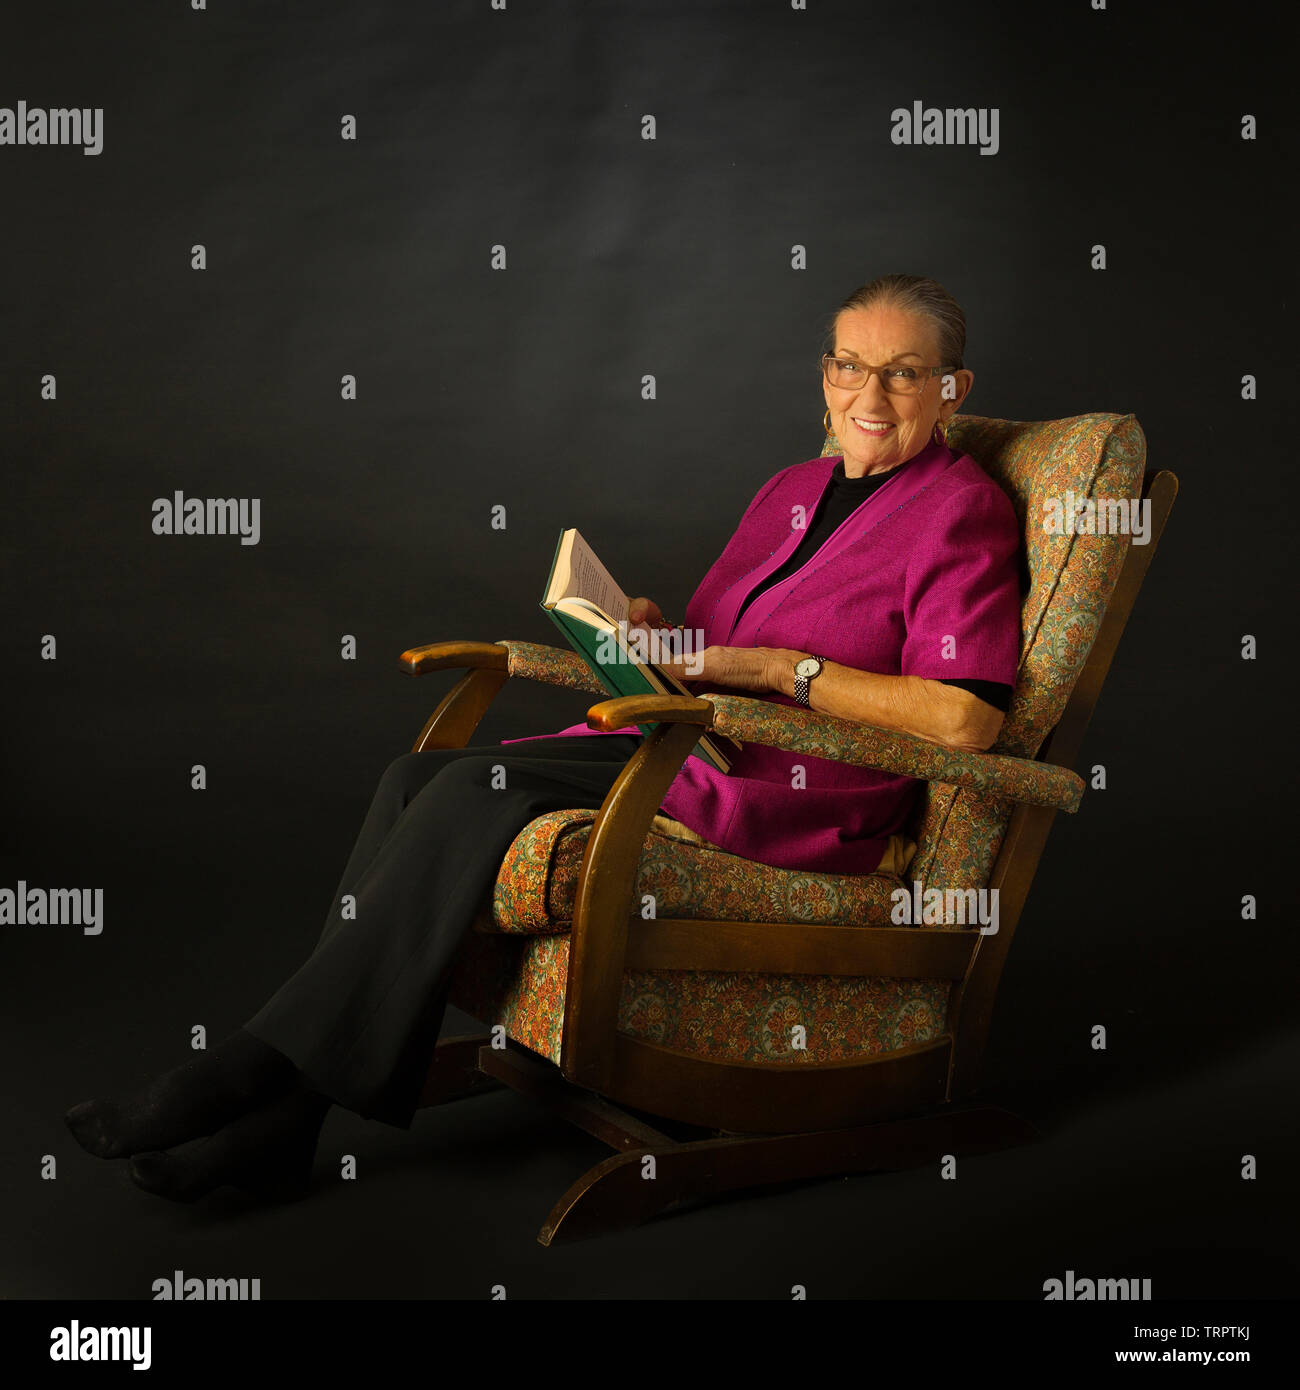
top-left (795, 657), bottom-right (821, 678)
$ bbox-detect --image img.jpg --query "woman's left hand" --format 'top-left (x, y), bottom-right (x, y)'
top-left (661, 644), bottom-right (803, 695)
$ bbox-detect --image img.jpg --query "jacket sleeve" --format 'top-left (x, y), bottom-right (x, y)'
top-left (900, 481), bottom-right (1021, 687)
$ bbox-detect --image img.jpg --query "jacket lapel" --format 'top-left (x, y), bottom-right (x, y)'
top-left (720, 440), bottom-right (955, 645)
top-left (709, 458), bottom-right (837, 644)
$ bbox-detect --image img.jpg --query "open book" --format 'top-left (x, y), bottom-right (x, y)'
top-left (540, 528), bottom-right (736, 773)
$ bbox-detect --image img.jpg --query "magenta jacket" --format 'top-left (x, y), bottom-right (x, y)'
top-left (507, 439), bottom-right (1022, 874)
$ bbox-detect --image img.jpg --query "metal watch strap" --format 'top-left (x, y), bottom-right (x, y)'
top-left (793, 655), bottom-right (827, 708)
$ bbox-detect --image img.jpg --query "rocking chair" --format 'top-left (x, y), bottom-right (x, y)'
top-left (400, 411), bottom-right (1177, 1244)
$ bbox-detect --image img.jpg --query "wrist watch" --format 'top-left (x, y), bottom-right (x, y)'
top-left (793, 655), bottom-right (828, 708)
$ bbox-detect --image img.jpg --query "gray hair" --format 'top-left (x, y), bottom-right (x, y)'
top-left (823, 274), bottom-right (966, 370)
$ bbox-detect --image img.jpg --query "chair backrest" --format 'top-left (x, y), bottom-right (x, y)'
top-left (820, 412), bottom-right (1147, 891)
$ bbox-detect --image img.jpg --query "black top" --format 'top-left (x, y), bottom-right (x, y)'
top-left (734, 457), bottom-right (1013, 713)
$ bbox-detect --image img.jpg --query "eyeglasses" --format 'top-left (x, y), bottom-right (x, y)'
top-left (820, 354), bottom-right (953, 396)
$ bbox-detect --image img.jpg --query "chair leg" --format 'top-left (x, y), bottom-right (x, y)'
top-left (417, 1034), bottom-right (509, 1108)
top-left (537, 1103), bottom-right (1040, 1245)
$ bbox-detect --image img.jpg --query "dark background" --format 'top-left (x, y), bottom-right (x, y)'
top-left (1, 0), bottom-right (1296, 1303)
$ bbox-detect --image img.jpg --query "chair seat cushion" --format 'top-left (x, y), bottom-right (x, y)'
top-left (448, 928), bottom-right (950, 1066)
top-left (489, 808), bottom-right (904, 934)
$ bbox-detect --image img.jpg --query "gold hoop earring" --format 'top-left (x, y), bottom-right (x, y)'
top-left (933, 417), bottom-right (948, 446)
top-left (823, 409), bottom-right (833, 435)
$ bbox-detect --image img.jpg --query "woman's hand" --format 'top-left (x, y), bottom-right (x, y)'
top-left (627, 597), bottom-right (668, 634)
top-left (660, 645), bottom-right (805, 694)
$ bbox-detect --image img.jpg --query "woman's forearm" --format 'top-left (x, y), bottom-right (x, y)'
top-left (763, 650), bottom-right (1003, 753)
top-left (674, 644), bottom-right (1004, 753)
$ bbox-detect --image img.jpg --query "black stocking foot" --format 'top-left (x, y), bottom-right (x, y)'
top-left (127, 1087), bottom-right (332, 1204)
top-left (65, 1028), bottom-right (299, 1159)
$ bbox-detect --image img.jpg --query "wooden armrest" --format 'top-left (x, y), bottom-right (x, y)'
top-left (398, 638), bottom-right (607, 694)
top-left (586, 693), bottom-right (717, 731)
top-left (399, 641), bottom-right (508, 675)
top-left (703, 695), bottom-right (1084, 813)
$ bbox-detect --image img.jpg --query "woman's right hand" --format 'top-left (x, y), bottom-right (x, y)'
top-left (627, 597), bottom-right (668, 633)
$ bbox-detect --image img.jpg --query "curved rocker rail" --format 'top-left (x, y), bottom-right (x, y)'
top-left (532, 1102), bottom-right (1041, 1246)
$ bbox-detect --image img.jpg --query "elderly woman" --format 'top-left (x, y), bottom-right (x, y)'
top-left (65, 273), bottom-right (1020, 1203)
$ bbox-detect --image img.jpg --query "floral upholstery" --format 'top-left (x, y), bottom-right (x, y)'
top-left (703, 695), bottom-right (1083, 811)
top-left (490, 807), bottom-right (904, 935)
top-left (937, 414), bottom-right (1145, 761)
top-left (497, 640), bottom-right (606, 694)
top-left (446, 413), bottom-right (1146, 1065)
top-left (837, 413), bottom-right (1146, 891)
top-left (447, 927), bottom-right (949, 1066)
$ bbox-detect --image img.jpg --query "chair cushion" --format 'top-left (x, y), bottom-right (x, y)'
top-left (448, 927), bottom-right (950, 1066)
top-left (489, 807), bottom-right (905, 934)
top-left (460, 811), bottom-right (947, 1065)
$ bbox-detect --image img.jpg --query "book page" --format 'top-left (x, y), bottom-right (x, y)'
top-left (547, 529), bottom-right (630, 625)
top-left (554, 596), bottom-right (618, 630)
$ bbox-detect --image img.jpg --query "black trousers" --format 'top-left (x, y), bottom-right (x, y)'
top-left (243, 734), bottom-right (642, 1129)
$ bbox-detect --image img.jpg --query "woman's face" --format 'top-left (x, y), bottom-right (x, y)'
top-left (823, 302), bottom-right (974, 477)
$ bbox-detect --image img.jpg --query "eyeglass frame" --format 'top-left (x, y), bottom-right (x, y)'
top-left (819, 353), bottom-right (956, 396)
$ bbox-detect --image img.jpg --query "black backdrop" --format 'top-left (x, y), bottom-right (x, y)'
top-left (2, 0), bottom-right (1297, 1317)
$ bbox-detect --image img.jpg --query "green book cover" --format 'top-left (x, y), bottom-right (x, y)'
top-left (540, 530), bottom-right (732, 772)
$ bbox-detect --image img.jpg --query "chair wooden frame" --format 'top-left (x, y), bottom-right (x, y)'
top-left (403, 465), bottom-right (1178, 1243)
